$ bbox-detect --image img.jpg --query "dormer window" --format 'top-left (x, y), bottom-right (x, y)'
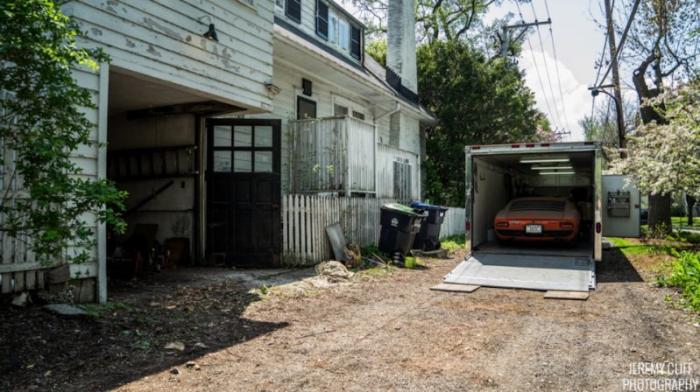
top-left (316, 0), bottom-right (329, 39)
top-left (350, 25), bottom-right (361, 60)
top-left (286, 0), bottom-right (301, 23)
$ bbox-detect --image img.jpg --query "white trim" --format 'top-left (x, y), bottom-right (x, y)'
top-left (97, 63), bottom-right (109, 304)
top-left (273, 25), bottom-right (433, 121)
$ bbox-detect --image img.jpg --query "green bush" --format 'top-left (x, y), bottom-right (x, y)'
top-left (658, 251), bottom-right (700, 312)
top-left (441, 234), bottom-right (466, 251)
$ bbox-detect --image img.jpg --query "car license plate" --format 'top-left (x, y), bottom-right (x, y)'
top-left (525, 224), bottom-right (543, 234)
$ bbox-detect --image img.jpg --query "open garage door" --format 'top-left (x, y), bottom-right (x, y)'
top-left (444, 248), bottom-right (596, 292)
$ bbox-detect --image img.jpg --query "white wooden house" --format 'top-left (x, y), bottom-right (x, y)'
top-left (0, 0), bottom-right (438, 303)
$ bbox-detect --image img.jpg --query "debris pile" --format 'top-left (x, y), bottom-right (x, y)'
top-left (315, 261), bottom-right (354, 282)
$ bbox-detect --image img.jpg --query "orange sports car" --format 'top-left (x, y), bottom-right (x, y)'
top-left (494, 197), bottom-right (581, 242)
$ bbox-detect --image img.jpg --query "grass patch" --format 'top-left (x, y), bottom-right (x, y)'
top-left (441, 234), bottom-right (466, 251)
top-left (607, 237), bottom-right (660, 256)
top-left (356, 265), bottom-right (393, 278)
top-left (657, 250), bottom-right (700, 313)
top-left (80, 301), bottom-right (135, 319)
top-left (671, 216), bottom-right (700, 229)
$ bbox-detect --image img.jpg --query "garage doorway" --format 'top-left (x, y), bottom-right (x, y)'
top-left (206, 119), bottom-right (282, 267)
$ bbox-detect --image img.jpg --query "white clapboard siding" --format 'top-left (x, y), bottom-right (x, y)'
top-left (274, 0), bottom-right (362, 66)
top-left (282, 194), bottom-right (466, 265)
top-left (0, 66), bottom-right (102, 294)
top-left (63, 0), bottom-right (275, 112)
top-left (376, 143), bottom-right (420, 200)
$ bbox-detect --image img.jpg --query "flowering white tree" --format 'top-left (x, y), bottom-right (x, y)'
top-left (611, 80), bottom-right (700, 231)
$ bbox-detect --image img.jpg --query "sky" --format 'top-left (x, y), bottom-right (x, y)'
top-left (341, 0), bottom-right (631, 141)
top-left (483, 0), bottom-right (611, 141)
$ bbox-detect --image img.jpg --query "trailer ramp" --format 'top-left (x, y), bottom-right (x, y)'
top-left (443, 252), bottom-right (596, 292)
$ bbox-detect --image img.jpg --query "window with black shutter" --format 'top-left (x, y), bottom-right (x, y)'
top-left (286, 0), bottom-right (301, 23)
top-left (350, 25), bottom-right (361, 60)
top-left (316, 0), bottom-right (329, 39)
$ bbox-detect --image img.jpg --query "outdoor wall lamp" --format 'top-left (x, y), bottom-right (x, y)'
top-left (203, 24), bottom-right (218, 41)
top-left (197, 15), bottom-right (219, 42)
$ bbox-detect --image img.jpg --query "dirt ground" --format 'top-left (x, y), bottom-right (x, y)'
top-left (1, 246), bottom-right (699, 391)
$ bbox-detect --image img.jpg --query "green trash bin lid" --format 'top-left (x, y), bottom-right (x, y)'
top-left (381, 203), bottom-right (422, 217)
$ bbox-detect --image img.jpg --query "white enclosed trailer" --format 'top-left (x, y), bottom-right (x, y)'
top-left (443, 142), bottom-right (640, 293)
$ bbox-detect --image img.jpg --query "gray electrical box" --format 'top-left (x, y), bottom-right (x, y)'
top-left (602, 175), bottom-right (641, 237)
top-left (607, 190), bottom-right (631, 217)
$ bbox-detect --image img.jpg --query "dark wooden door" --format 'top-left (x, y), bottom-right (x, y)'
top-left (206, 119), bottom-right (281, 267)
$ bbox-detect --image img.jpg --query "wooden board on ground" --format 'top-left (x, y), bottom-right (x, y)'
top-left (544, 290), bottom-right (590, 300)
top-left (430, 283), bottom-right (480, 293)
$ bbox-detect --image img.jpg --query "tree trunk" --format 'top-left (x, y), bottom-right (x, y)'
top-left (686, 194), bottom-right (696, 226)
top-left (648, 193), bottom-right (672, 235)
top-left (632, 51), bottom-right (672, 234)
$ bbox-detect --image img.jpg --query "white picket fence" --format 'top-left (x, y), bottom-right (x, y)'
top-left (282, 194), bottom-right (466, 265)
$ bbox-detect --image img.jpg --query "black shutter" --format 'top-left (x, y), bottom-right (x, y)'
top-left (316, 0), bottom-right (329, 39)
top-left (286, 0), bottom-right (301, 23)
top-left (350, 25), bottom-right (361, 60)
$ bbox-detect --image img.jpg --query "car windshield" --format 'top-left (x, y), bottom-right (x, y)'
top-left (510, 199), bottom-right (565, 212)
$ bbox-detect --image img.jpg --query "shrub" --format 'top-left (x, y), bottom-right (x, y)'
top-left (658, 251), bottom-right (700, 312)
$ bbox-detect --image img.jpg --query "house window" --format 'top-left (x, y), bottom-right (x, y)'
top-left (393, 160), bottom-right (412, 200)
top-left (286, 0), bottom-right (301, 23)
top-left (350, 25), bottom-right (362, 60)
top-left (316, 0), bottom-right (329, 39)
top-left (351, 110), bottom-right (365, 121)
top-left (275, 0), bottom-right (284, 10)
top-left (389, 111), bottom-right (400, 147)
top-left (328, 12), bottom-right (339, 44)
top-left (338, 19), bottom-right (349, 51)
top-left (297, 96), bottom-right (317, 119)
top-left (334, 104), bottom-right (348, 116)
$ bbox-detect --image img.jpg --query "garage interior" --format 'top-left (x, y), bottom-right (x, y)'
top-left (105, 68), bottom-right (240, 280)
top-left (471, 150), bottom-right (596, 258)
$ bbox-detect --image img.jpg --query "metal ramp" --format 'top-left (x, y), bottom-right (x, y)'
top-left (444, 252), bottom-right (596, 292)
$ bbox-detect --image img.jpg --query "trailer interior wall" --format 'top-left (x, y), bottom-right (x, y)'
top-left (471, 150), bottom-right (596, 253)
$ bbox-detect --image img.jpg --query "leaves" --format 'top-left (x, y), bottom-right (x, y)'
top-left (0, 0), bottom-right (126, 265)
top-left (415, 40), bottom-right (550, 205)
top-left (610, 80), bottom-right (700, 198)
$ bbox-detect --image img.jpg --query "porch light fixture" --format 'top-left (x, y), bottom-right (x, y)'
top-left (531, 165), bottom-right (573, 170)
top-left (539, 171), bottom-right (575, 175)
top-left (203, 23), bottom-right (218, 41)
top-left (519, 157), bottom-right (570, 164)
top-left (265, 82), bottom-right (280, 96)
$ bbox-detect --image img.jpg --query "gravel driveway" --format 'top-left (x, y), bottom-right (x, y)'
top-left (114, 248), bottom-right (700, 392)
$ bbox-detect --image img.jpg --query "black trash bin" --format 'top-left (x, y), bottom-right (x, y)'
top-left (378, 203), bottom-right (425, 258)
top-left (410, 201), bottom-right (448, 251)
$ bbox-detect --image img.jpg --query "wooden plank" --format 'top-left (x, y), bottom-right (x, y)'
top-left (282, 194), bottom-right (288, 255)
top-left (544, 290), bottom-right (590, 300)
top-left (36, 270), bottom-right (45, 289)
top-left (431, 283), bottom-right (480, 293)
top-left (0, 262), bottom-right (41, 274)
top-left (25, 269), bottom-right (36, 290)
top-left (1, 272), bottom-right (12, 293)
top-left (14, 271), bottom-right (24, 292)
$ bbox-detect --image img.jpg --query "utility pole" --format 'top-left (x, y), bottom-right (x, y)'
top-left (603, 0), bottom-right (626, 149)
top-left (497, 19), bottom-right (551, 57)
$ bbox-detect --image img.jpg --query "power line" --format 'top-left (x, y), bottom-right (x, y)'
top-left (594, 0), bottom-right (641, 88)
top-left (514, 1), bottom-right (559, 132)
top-left (530, 0), bottom-right (563, 129)
top-left (543, 0), bottom-right (571, 129)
